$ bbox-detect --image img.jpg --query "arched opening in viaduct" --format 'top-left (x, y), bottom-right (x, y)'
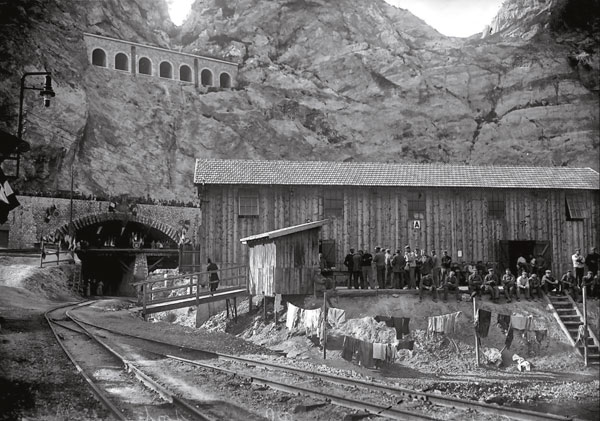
top-left (92, 48), bottom-right (107, 67)
top-left (160, 61), bottom-right (173, 79)
top-left (220, 72), bottom-right (232, 88)
top-left (138, 57), bottom-right (152, 75)
top-left (180, 65), bottom-right (192, 82)
top-left (115, 52), bottom-right (129, 71)
top-left (57, 213), bottom-right (179, 296)
top-left (201, 69), bottom-right (213, 86)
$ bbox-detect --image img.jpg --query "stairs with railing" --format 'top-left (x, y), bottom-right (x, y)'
top-left (546, 293), bottom-right (599, 365)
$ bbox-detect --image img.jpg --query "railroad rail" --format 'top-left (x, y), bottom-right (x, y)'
top-left (45, 302), bottom-right (216, 421)
top-left (67, 301), bottom-right (578, 421)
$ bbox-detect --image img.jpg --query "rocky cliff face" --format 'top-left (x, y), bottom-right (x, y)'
top-left (0, 0), bottom-right (597, 200)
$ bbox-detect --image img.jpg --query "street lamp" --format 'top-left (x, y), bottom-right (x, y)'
top-left (6, 72), bottom-right (56, 178)
top-left (18, 72), bottom-right (56, 141)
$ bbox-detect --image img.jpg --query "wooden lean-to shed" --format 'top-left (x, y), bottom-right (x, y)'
top-left (240, 220), bottom-right (329, 296)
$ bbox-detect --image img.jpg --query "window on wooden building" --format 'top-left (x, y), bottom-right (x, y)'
top-left (408, 192), bottom-right (426, 220)
top-left (488, 191), bottom-right (505, 219)
top-left (238, 190), bottom-right (259, 217)
top-left (565, 194), bottom-right (587, 221)
top-left (323, 190), bottom-right (344, 216)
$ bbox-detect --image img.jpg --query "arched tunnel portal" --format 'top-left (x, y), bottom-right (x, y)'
top-left (56, 213), bottom-right (181, 296)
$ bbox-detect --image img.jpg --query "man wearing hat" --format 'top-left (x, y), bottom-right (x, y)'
top-left (561, 269), bottom-right (580, 301)
top-left (344, 248), bottom-right (355, 289)
top-left (440, 250), bottom-right (452, 284)
top-left (541, 269), bottom-right (559, 295)
top-left (391, 249), bottom-right (406, 289)
top-left (404, 245), bottom-right (417, 289)
top-left (373, 246), bottom-right (386, 289)
top-left (483, 268), bottom-right (500, 302)
top-left (572, 248), bottom-right (585, 285)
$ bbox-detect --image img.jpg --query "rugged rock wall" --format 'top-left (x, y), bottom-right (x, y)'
top-left (0, 0), bottom-right (597, 200)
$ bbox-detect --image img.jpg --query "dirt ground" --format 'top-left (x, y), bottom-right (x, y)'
top-left (1, 257), bottom-right (599, 420)
top-left (0, 257), bottom-right (110, 420)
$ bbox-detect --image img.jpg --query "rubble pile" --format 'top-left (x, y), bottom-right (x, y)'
top-left (334, 316), bottom-right (397, 343)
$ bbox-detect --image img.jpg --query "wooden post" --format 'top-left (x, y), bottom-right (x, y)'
top-left (583, 286), bottom-right (588, 367)
top-left (142, 284), bottom-right (147, 321)
top-left (274, 294), bottom-right (281, 326)
top-left (57, 243), bottom-right (60, 266)
top-left (323, 291), bottom-right (328, 360)
top-left (248, 295), bottom-right (253, 313)
top-left (473, 296), bottom-right (479, 367)
top-left (263, 296), bottom-right (266, 320)
top-left (226, 298), bottom-right (230, 319)
top-left (40, 239), bottom-right (44, 268)
top-left (234, 297), bottom-right (238, 322)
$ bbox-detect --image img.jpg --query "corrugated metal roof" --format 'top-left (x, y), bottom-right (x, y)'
top-left (194, 159), bottom-right (600, 190)
top-left (240, 220), bottom-right (329, 244)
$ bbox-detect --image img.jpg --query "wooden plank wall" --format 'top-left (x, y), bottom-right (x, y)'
top-left (273, 229), bottom-right (319, 295)
top-left (199, 185), bottom-right (599, 277)
top-left (247, 242), bottom-right (276, 296)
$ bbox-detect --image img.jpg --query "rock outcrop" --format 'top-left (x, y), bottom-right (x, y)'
top-left (0, 0), bottom-right (597, 200)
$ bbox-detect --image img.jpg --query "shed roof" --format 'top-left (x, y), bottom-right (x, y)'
top-left (240, 220), bottom-right (329, 244)
top-left (195, 159), bottom-right (600, 190)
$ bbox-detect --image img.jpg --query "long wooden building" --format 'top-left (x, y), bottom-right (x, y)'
top-left (194, 159), bottom-right (599, 276)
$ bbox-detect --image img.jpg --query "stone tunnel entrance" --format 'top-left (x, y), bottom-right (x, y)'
top-left (70, 217), bottom-right (179, 297)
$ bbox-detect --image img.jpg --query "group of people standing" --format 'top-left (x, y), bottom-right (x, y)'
top-left (342, 246), bottom-right (459, 302)
top-left (340, 245), bottom-right (600, 303)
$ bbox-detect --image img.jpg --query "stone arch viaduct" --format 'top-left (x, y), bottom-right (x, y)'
top-left (83, 33), bottom-right (238, 89)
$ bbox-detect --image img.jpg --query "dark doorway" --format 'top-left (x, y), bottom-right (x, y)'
top-left (319, 239), bottom-right (336, 267)
top-left (499, 240), bottom-right (552, 276)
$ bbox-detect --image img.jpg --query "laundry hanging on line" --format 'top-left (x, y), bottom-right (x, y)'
top-left (327, 308), bottom-right (346, 328)
top-left (342, 336), bottom-right (357, 361)
top-left (304, 308), bottom-right (321, 337)
top-left (510, 314), bottom-right (531, 331)
top-left (286, 303), bottom-right (303, 330)
top-left (497, 314), bottom-right (511, 333)
top-left (476, 309), bottom-right (492, 339)
top-left (392, 317), bottom-right (410, 339)
top-left (427, 312), bottom-right (461, 336)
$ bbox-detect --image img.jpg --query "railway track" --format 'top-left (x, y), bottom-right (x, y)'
top-left (45, 302), bottom-right (218, 421)
top-left (62, 300), bottom-right (579, 421)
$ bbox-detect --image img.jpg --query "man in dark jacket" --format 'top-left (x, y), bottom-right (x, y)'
top-left (373, 247), bottom-right (386, 289)
top-left (585, 247), bottom-right (599, 275)
top-left (391, 250), bottom-right (406, 289)
top-left (352, 250), bottom-right (364, 289)
top-left (344, 248), bottom-right (355, 289)
top-left (361, 249), bottom-right (373, 289)
top-left (207, 258), bottom-right (219, 292)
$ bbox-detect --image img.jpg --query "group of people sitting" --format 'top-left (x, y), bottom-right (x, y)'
top-left (465, 267), bottom-right (600, 303)
top-left (334, 245), bottom-right (600, 303)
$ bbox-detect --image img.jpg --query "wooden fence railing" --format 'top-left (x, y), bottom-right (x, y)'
top-left (133, 264), bottom-right (248, 314)
top-left (40, 241), bottom-right (75, 268)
